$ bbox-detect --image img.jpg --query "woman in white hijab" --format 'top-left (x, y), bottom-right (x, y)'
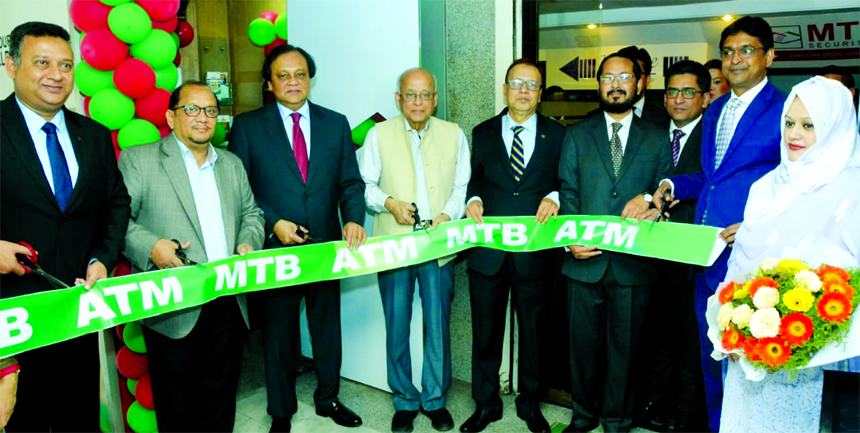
top-left (718, 76), bottom-right (860, 433)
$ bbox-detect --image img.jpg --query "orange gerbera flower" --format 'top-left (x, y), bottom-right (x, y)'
top-left (817, 292), bottom-right (853, 323)
top-left (822, 276), bottom-right (855, 300)
top-left (748, 277), bottom-right (778, 299)
top-left (743, 337), bottom-right (761, 361)
top-left (756, 337), bottom-right (792, 367)
top-left (815, 265), bottom-right (850, 283)
top-left (719, 282), bottom-right (736, 304)
top-left (722, 326), bottom-right (745, 351)
top-left (779, 313), bottom-right (814, 346)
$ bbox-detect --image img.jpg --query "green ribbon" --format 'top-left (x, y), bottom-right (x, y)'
top-left (0, 215), bottom-right (725, 357)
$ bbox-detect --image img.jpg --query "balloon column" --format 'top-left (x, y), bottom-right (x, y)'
top-left (70, 0), bottom-right (195, 160)
top-left (247, 11), bottom-right (288, 55)
top-left (114, 322), bottom-right (157, 433)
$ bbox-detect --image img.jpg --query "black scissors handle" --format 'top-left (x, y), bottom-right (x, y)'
top-left (171, 239), bottom-right (198, 265)
top-left (655, 190), bottom-right (672, 223)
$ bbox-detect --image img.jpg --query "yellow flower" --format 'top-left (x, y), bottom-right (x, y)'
top-left (733, 282), bottom-right (750, 300)
top-left (783, 288), bottom-right (814, 312)
top-left (777, 259), bottom-right (810, 275)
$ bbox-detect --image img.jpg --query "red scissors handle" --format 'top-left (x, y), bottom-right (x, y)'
top-left (17, 241), bottom-right (38, 273)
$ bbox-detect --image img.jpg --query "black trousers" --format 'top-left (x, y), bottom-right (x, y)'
top-left (468, 253), bottom-right (547, 412)
top-left (6, 333), bottom-right (99, 432)
top-left (567, 264), bottom-right (651, 433)
top-left (258, 280), bottom-right (341, 417)
top-left (637, 265), bottom-right (706, 415)
top-left (142, 296), bottom-right (246, 432)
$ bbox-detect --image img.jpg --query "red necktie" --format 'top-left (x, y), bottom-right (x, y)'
top-left (290, 112), bottom-right (308, 183)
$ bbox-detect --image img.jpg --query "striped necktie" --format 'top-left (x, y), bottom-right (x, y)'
top-left (510, 125), bottom-right (526, 182)
top-left (714, 98), bottom-right (743, 169)
top-left (671, 129), bottom-right (685, 168)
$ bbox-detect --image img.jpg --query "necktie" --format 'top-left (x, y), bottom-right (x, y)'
top-left (510, 125), bottom-right (526, 182)
top-left (714, 98), bottom-right (743, 169)
top-left (671, 129), bottom-right (685, 168)
top-left (290, 112), bottom-right (309, 183)
top-left (609, 122), bottom-right (623, 177)
top-left (42, 122), bottom-right (73, 211)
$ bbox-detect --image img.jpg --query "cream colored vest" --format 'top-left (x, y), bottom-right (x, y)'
top-left (372, 116), bottom-right (460, 265)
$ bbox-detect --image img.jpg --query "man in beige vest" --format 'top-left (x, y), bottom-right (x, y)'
top-left (358, 68), bottom-right (470, 433)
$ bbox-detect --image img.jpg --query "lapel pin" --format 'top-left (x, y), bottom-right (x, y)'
top-left (540, 134), bottom-right (545, 139)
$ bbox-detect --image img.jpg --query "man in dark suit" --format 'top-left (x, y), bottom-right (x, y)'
top-left (651, 16), bottom-right (785, 432)
top-left (625, 60), bottom-right (710, 432)
top-left (460, 59), bottom-right (564, 433)
top-left (229, 44), bottom-right (366, 433)
top-left (559, 53), bottom-right (672, 433)
top-left (120, 82), bottom-right (264, 432)
top-left (0, 21), bottom-right (130, 432)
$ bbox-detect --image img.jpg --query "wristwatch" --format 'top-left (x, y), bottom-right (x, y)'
top-left (642, 192), bottom-right (653, 204)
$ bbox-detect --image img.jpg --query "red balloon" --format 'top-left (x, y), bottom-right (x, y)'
top-left (135, 374), bottom-right (155, 410)
top-left (158, 125), bottom-right (172, 138)
top-left (115, 323), bottom-right (126, 341)
top-left (83, 96), bottom-right (92, 117)
top-left (111, 129), bottom-right (120, 149)
top-left (136, 0), bottom-right (180, 22)
top-left (80, 29), bottom-right (129, 71)
top-left (173, 50), bottom-right (181, 67)
top-left (176, 20), bottom-right (194, 48)
top-left (135, 88), bottom-right (171, 127)
top-left (260, 11), bottom-right (278, 23)
top-left (114, 59), bottom-right (156, 99)
top-left (116, 346), bottom-right (148, 379)
top-left (69, 0), bottom-right (112, 32)
top-left (151, 15), bottom-right (178, 33)
top-left (265, 37), bottom-right (288, 57)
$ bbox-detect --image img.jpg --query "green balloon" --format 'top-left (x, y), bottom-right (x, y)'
top-left (118, 119), bottom-right (161, 149)
top-left (171, 32), bottom-right (180, 50)
top-left (109, 3), bottom-right (152, 44)
top-left (90, 89), bottom-right (135, 130)
top-left (154, 65), bottom-right (179, 91)
top-left (248, 18), bottom-right (275, 46)
top-left (131, 29), bottom-right (177, 69)
top-left (351, 118), bottom-right (375, 147)
top-left (127, 401), bottom-right (158, 433)
top-left (127, 378), bottom-right (138, 396)
top-left (211, 123), bottom-right (227, 147)
top-left (123, 322), bottom-right (147, 353)
top-left (274, 13), bottom-right (288, 40)
top-left (75, 60), bottom-right (115, 97)
top-left (100, 0), bottom-right (130, 5)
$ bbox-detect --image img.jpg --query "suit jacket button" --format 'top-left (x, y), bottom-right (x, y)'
top-left (612, 191), bottom-right (618, 198)
top-left (513, 192), bottom-right (519, 197)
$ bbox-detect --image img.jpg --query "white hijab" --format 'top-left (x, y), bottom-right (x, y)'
top-left (743, 76), bottom-right (860, 228)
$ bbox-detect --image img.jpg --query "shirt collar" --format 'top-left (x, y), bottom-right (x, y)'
top-left (276, 100), bottom-right (311, 123)
top-left (633, 96), bottom-right (645, 115)
top-left (670, 114), bottom-right (703, 136)
top-left (173, 133), bottom-right (218, 167)
top-left (729, 77), bottom-right (768, 106)
top-left (15, 95), bottom-right (66, 137)
top-left (402, 116), bottom-right (430, 135)
top-left (502, 111), bottom-right (538, 133)
top-left (603, 110), bottom-right (634, 132)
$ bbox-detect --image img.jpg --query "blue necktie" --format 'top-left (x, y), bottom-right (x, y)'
top-left (42, 122), bottom-right (73, 211)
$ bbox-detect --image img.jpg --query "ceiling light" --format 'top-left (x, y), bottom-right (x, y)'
top-left (587, 23), bottom-right (597, 29)
top-left (722, 15), bottom-right (733, 22)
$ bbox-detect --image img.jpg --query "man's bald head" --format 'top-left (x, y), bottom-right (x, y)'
top-left (398, 68), bottom-right (436, 93)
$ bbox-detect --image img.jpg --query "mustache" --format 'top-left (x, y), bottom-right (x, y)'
top-left (607, 89), bottom-right (627, 96)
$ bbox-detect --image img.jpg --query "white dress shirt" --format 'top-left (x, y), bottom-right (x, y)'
top-left (633, 96), bottom-right (646, 118)
top-left (466, 112), bottom-right (559, 207)
top-left (175, 136), bottom-right (230, 262)
top-left (276, 101), bottom-right (312, 158)
top-left (16, 96), bottom-right (79, 191)
top-left (669, 114), bottom-right (703, 158)
top-left (359, 117), bottom-right (471, 221)
top-left (603, 111), bottom-right (634, 153)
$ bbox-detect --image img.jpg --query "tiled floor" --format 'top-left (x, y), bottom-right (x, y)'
top-left (232, 331), bottom-right (658, 433)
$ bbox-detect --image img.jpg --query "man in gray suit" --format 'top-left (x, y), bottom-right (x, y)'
top-left (559, 53), bottom-right (672, 433)
top-left (119, 82), bottom-right (264, 432)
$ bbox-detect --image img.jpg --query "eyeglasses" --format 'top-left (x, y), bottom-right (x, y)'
top-left (171, 104), bottom-right (219, 118)
top-left (598, 73), bottom-right (635, 83)
top-left (400, 92), bottom-right (436, 102)
top-left (507, 79), bottom-right (542, 91)
top-left (720, 45), bottom-right (765, 60)
top-left (666, 88), bottom-right (705, 99)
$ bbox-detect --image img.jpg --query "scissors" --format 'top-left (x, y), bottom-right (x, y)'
top-left (654, 190), bottom-right (672, 223)
top-left (294, 227), bottom-right (324, 244)
top-left (171, 239), bottom-right (198, 265)
top-left (16, 241), bottom-right (70, 289)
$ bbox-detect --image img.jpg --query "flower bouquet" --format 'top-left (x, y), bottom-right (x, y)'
top-left (707, 258), bottom-right (860, 380)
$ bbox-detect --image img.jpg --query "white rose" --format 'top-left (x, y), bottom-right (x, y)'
top-left (717, 303), bottom-right (734, 331)
top-left (753, 286), bottom-right (780, 309)
top-left (795, 269), bottom-right (822, 292)
top-left (731, 304), bottom-right (753, 328)
top-left (758, 257), bottom-right (780, 273)
top-left (749, 308), bottom-right (781, 339)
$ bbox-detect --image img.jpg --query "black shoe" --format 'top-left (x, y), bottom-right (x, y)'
top-left (270, 416), bottom-right (291, 433)
top-left (421, 407), bottom-right (454, 431)
top-left (635, 401), bottom-right (670, 431)
top-left (316, 401), bottom-right (363, 428)
top-left (561, 420), bottom-right (599, 433)
top-left (392, 410), bottom-right (419, 433)
top-left (459, 408), bottom-right (502, 432)
top-left (673, 411), bottom-right (709, 432)
top-left (517, 408), bottom-right (550, 433)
